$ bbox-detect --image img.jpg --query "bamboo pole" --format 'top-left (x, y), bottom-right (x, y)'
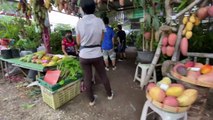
top-left (144, 33), bottom-right (165, 83)
top-left (171, 25), bottom-right (184, 62)
top-left (187, 52), bottom-right (213, 59)
top-left (174, 0), bottom-right (201, 19)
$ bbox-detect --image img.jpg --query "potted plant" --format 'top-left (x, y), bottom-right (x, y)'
top-left (136, 0), bottom-right (162, 64)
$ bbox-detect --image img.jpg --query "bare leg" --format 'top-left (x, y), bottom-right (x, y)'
top-left (104, 60), bottom-right (109, 67)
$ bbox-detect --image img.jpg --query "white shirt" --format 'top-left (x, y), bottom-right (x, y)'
top-left (76, 14), bottom-right (105, 59)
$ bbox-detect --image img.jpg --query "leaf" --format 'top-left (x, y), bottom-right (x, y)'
top-left (145, 13), bottom-right (151, 28)
top-left (152, 16), bottom-right (160, 30)
top-left (21, 103), bottom-right (35, 109)
top-left (139, 0), bottom-right (146, 7)
top-left (148, 6), bottom-right (154, 16)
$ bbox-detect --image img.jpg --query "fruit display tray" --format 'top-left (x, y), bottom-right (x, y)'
top-left (170, 70), bottom-right (213, 88)
top-left (146, 93), bottom-right (190, 113)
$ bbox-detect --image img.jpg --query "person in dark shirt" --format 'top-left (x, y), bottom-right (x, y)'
top-left (117, 25), bottom-right (127, 61)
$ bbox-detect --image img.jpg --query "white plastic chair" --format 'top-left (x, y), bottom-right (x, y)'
top-left (133, 63), bottom-right (157, 89)
top-left (140, 100), bottom-right (187, 120)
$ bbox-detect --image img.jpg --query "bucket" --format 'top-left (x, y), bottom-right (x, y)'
top-left (136, 51), bottom-right (155, 64)
top-left (11, 49), bottom-right (20, 58)
top-left (1, 49), bottom-right (12, 59)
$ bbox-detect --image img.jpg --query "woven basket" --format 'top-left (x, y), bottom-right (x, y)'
top-left (171, 70), bottom-right (213, 88)
top-left (40, 80), bottom-right (80, 109)
top-left (146, 93), bottom-right (190, 113)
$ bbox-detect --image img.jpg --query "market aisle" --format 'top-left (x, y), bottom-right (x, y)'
top-left (0, 47), bottom-right (146, 120)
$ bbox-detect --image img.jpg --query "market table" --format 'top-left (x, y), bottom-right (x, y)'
top-left (0, 56), bottom-right (46, 79)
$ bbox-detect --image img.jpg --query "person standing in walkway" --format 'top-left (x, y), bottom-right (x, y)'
top-left (102, 17), bottom-right (116, 71)
top-left (76, 0), bottom-right (113, 106)
top-left (117, 25), bottom-right (127, 61)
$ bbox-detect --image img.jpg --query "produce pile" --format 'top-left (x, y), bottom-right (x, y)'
top-left (173, 61), bottom-right (213, 85)
top-left (147, 77), bottom-right (198, 108)
top-left (19, 51), bottom-right (61, 67)
top-left (57, 56), bottom-right (82, 81)
top-left (161, 33), bottom-right (177, 57)
top-left (161, 5), bottom-right (213, 57)
top-left (180, 5), bottom-right (213, 56)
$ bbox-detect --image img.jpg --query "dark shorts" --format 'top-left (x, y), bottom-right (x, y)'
top-left (118, 44), bottom-right (126, 53)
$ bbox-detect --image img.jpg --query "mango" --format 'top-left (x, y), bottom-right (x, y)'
top-left (182, 16), bottom-right (188, 24)
top-left (189, 14), bottom-right (196, 23)
top-left (201, 64), bottom-right (213, 74)
top-left (149, 86), bottom-right (166, 102)
top-left (182, 29), bottom-right (186, 36)
top-left (197, 70), bottom-right (213, 83)
top-left (163, 96), bottom-right (179, 107)
top-left (185, 22), bottom-right (194, 31)
top-left (185, 31), bottom-right (193, 39)
top-left (146, 83), bottom-right (156, 92)
top-left (194, 17), bottom-right (201, 26)
top-left (158, 77), bottom-right (172, 85)
top-left (177, 89), bottom-right (198, 106)
top-left (166, 86), bottom-right (184, 97)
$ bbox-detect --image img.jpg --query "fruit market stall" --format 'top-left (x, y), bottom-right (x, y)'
top-left (140, 0), bottom-right (213, 119)
top-left (0, 49), bottom-right (83, 109)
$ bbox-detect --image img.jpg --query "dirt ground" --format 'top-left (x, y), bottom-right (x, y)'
top-left (0, 47), bottom-right (212, 120)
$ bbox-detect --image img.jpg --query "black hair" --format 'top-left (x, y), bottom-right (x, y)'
top-left (102, 17), bottom-right (109, 25)
top-left (66, 30), bottom-right (72, 34)
top-left (117, 25), bottom-right (122, 30)
top-left (80, 0), bottom-right (96, 14)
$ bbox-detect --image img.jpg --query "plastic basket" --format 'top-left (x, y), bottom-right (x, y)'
top-left (40, 80), bottom-right (80, 109)
top-left (37, 73), bottom-right (83, 92)
top-left (146, 93), bottom-right (190, 113)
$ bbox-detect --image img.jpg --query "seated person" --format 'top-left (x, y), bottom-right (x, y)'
top-left (61, 30), bottom-right (78, 56)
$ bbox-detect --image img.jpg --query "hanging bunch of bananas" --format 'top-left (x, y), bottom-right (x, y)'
top-left (17, 0), bottom-right (32, 23)
top-left (30, 0), bottom-right (48, 32)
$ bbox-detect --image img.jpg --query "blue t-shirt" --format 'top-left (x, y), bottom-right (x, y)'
top-left (102, 26), bottom-right (115, 50)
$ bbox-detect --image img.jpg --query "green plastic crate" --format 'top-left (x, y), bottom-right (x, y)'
top-left (37, 74), bottom-right (82, 92)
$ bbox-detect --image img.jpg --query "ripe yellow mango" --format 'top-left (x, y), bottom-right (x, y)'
top-left (185, 31), bottom-right (193, 39)
top-left (166, 86), bottom-right (184, 97)
top-left (182, 16), bottom-right (188, 25)
top-left (194, 17), bottom-right (201, 26)
top-left (189, 14), bottom-right (196, 23)
top-left (182, 29), bottom-right (186, 36)
top-left (186, 22), bottom-right (194, 31)
top-left (177, 89), bottom-right (198, 106)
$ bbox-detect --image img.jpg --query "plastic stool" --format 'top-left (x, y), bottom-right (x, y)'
top-left (133, 63), bottom-right (156, 89)
top-left (140, 100), bottom-right (187, 120)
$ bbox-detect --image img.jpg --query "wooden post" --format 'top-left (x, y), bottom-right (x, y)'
top-left (144, 34), bottom-right (165, 83)
top-left (171, 25), bottom-right (184, 62)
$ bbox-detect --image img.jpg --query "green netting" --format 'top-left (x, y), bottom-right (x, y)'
top-left (0, 57), bottom-right (44, 72)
